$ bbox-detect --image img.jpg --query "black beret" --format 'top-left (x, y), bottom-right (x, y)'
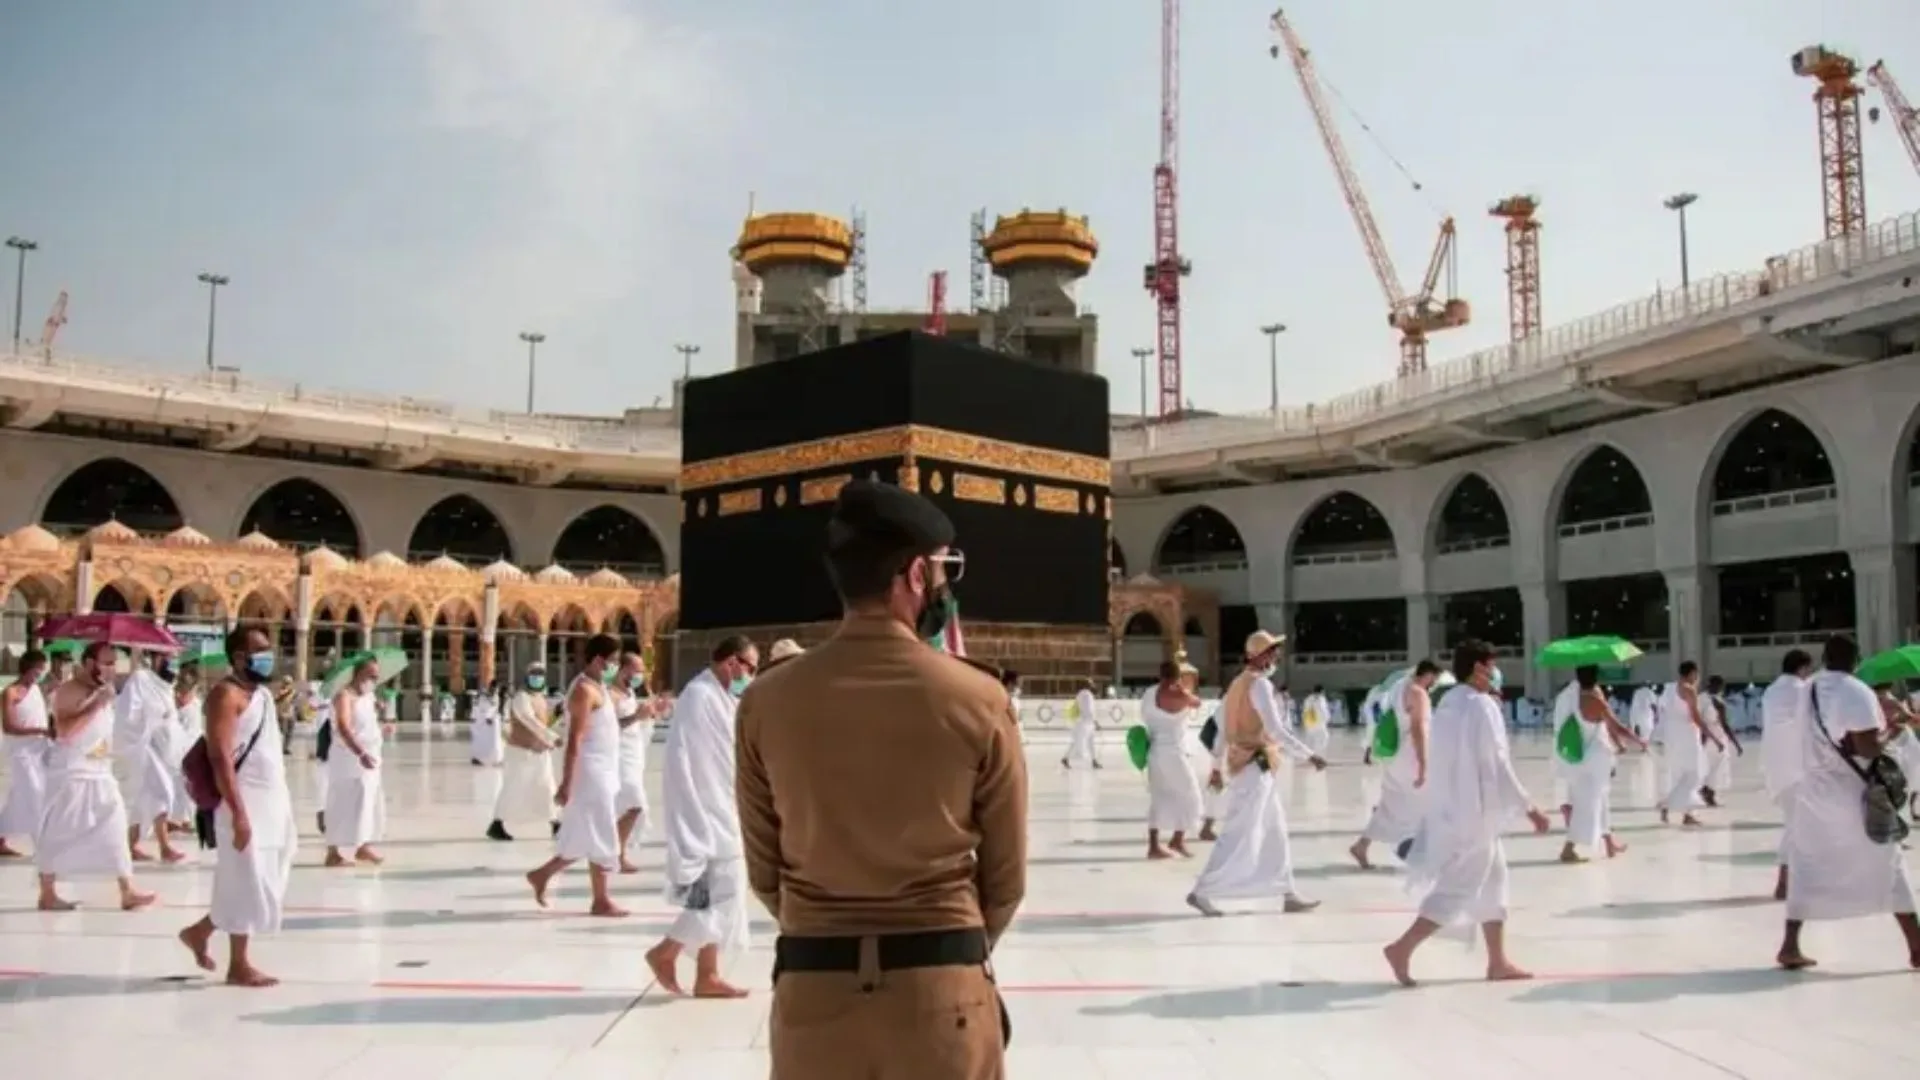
top-left (827, 479), bottom-right (955, 555)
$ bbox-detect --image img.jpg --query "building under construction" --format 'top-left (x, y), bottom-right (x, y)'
top-left (728, 209), bottom-right (1101, 374)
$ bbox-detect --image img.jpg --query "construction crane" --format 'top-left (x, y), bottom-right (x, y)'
top-left (1866, 61), bottom-right (1920, 178)
top-left (1791, 46), bottom-right (1866, 238)
top-left (1142, 0), bottom-right (1191, 416)
top-left (39, 291), bottom-right (66, 358)
top-left (1488, 195), bottom-right (1540, 342)
top-left (925, 271), bottom-right (948, 336)
top-left (1269, 9), bottom-right (1467, 377)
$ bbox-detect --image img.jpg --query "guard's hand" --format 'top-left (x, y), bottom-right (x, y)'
top-left (1525, 808), bottom-right (1551, 834)
top-left (1308, 755), bottom-right (1328, 772)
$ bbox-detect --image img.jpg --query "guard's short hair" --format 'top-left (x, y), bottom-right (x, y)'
top-left (82, 640), bottom-right (115, 665)
top-left (1449, 638), bottom-right (1495, 683)
top-left (584, 633), bottom-right (620, 663)
top-left (1822, 633), bottom-right (1859, 673)
top-left (711, 635), bottom-right (755, 664)
top-left (1575, 664), bottom-right (1600, 689)
top-left (1781, 648), bottom-right (1813, 675)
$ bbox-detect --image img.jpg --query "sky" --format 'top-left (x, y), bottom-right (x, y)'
top-left (1, 0), bottom-right (1916, 419)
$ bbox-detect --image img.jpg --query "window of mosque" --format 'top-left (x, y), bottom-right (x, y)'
top-left (1564, 574), bottom-right (1669, 642)
top-left (407, 495), bottom-right (513, 566)
top-left (1434, 474), bottom-right (1510, 549)
top-left (1715, 553), bottom-right (1856, 636)
top-left (239, 478), bottom-right (361, 556)
top-left (1441, 588), bottom-right (1523, 647)
top-left (1557, 447), bottom-right (1652, 528)
top-left (1293, 492), bottom-right (1394, 559)
top-left (41, 458), bottom-right (184, 536)
top-left (1710, 410), bottom-right (1834, 503)
top-left (1156, 506), bottom-right (1246, 568)
top-left (552, 505), bottom-right (666, 578)
top-left (1292, 599), bottom-right (1406, 654)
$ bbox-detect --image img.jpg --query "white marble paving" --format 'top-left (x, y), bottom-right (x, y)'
top-left (1, 726), bottom-right (1916, 1078)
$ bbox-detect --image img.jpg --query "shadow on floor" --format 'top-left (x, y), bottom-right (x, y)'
top-left (241, 992), bottom-right (651, 1027)
top-left (1080, 979), bottom-right (1398, 1019)
top-left (1007, 912), bottom-right (1197, 934)
top-left (1560, 895), bottom-right (1777, 922)
top-left (280, 908), bottom-right (557, 932)
top-left (1513, 966), bottom-right (1888, 1005)
top-left (0, 973), bottom-right (212, 1004)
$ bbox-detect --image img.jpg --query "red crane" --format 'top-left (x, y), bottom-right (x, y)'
top-left (1791, 46), bottom-right (1866, 238)
top-left (925, 271), bottom-right (948, 336)
top-left (1867, 61), bottom-right (1920, 178)
top-left (1142, 0), bottom-right (1191, 416)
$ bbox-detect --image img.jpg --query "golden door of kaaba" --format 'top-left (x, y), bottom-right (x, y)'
top-left (674, 330), bottom-right (1112, 694)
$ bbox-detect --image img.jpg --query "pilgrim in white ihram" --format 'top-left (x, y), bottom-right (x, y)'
top-left (0, 656), bottom-right (52, 858)
top-left (324, 659), bottom-right (387, 866)
top-left (1142, 661), bottom-right (1205, 860)
top-left (528, 638), bottom-right (629, 917)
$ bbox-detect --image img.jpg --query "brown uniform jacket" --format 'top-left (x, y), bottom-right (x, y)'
top-left (1220, 669), bottom-right (1278, 776)
top-left (734, 613), bottom-right (1029, 947)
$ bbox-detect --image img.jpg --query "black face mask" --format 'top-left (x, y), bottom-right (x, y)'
top-left (916, 582), bottom-right (956, 643)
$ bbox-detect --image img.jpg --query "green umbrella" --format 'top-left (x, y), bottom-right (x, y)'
top-left (1536, 635), bottom-right (1643, 669)
top-left (178, 640), bottom-right (229, 669)
top-left (42, 639), bottom-right (85, 659)
top-left (1855, 645), bottom-right (1920, 688)
top-left (1125, 725), bottom-right (1151, 770)
top-left (318, 647), bottom-right (410, 699)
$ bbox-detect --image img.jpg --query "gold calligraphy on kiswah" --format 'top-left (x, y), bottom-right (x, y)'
top-left (678, 425), bottom-right (1108, 492)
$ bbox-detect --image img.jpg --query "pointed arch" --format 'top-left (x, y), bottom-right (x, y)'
top-left (1153, 506), bottom-right (1247, 570)
top-left (237, 477), bottom-right (362, 555)
top-left (1429, 471), bottom-right (1512, 552)
top-left (1289, 491), bottom-right (1395, 564)
top-left (408, 494), bottom-right (513, 566)
top-left (1551, 444), bottom-right (1653, 533)
top-left (1705, 406), bottom-right (1839, 506)
top-left (552, 505), bottom-right (667, 578)
top-left (41, 457), bottom-right (183, 535)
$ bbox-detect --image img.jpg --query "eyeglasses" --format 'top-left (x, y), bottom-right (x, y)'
top-left (929, 549), bottom-right (966, 584)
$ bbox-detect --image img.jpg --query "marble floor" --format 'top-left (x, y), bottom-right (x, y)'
top-left (1, 726), bottom-right (1915, 1079)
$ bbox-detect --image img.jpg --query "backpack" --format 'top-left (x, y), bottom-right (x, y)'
top-left (1198, 714), bottom-right (1219, 752)
top-left (181, 689), bottom-right (269, 812)
top-left (1810, 682), bottom-right (1910, 845)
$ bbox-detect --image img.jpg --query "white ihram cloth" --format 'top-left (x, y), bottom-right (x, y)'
top-left (493, 691), bottom-right (557, 829)
top-left (1362, 675), bottom-right (1428, 848)
top-left (1358, 684), bottom-right (1385, 759)
top-left (1404, 686), bottom-right (1533, 935)
top-left (1701, 696), bottom-right (1734, 790)
top-left (554, 676), bottom-right (621, 871)
top-left (659, 669), bottom-right (750, 953)
top-left (1299, 693), bottom-right (1331, 756)
top-left (1142, 688), bottom-right (1203, 833)
top-left (0, 685), bottom-right (50, 839)
top-left (1782, 671), bottom-right (1917, 921)
top-left (437, 697), bottom-right (456, 726)
top-left (1760, 674), bottom-right (1812, 863)
top-left (1628, 687), bottom-right (1659, 744)
top-left (615, 691), bottom-right (652, 827)
top-left (470, 695), bottom-right (504, 765)
top-left (37, 698), bottom-right (132, 879)
top-left (1190, 679), bottom-right (1316, 902)
top-left (114, 669), bottom-right (177, 828)
top-left (1657, 683), bottom-right (1704, 813)
top-left (1066, 689), bottom-right (1099, 765)
top-left (1560, 683), bottom-right (1616, 852)
top-left (324, 691), bottom-right (386, 850)
top-left (167, 695), bottom-right (203, 822)
top-left (212, 687), bottom-right (297, 936)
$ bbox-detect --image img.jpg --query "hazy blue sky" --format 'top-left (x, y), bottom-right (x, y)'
top-left (1, 0), bottom-right (1915, 418)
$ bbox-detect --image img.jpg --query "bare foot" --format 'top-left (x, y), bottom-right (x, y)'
top-left (645, 943), bottom-right (684, 995)
top-left (178, 924), bottom-right (216, 972)
top-left (1198, 826), bottom-right (1217, 842)
top-left (1485, 963), bottom-right (1533, 981)
top-left (1146, 847), bottom-right (1171, 860)
top-left (691, 975), bottom-right (749, 999)
top-left (589, 900), bottom-right (630, 918)
top-left (1658, 809), bottom-right (1670, 825)
top-left (130, 846), bottom-right (153, 863)
top-left (324, 852), bottom-right (349, 868)
top-left (618, 858), bottom-right (640, 875)
top-left (1383, 942), bottom-right (1416, 987)
top-left (1604, 839), bottom-right (1628, 859)
top-left (1558, 847), bottom-right (1587, 864)
top-left (1349, 840), bottom-right (1373, 870)
top-left (121, 890), bottom-right (157, 911)
top-left (159, 849), bottom-right (186, 865)
top-left (225, 966), bottom-right (280, 988)
top-left (1283, 896), bottom-right (1321, 914)
top-left (1777, 950), bottom-right (1817, 971)
top-left (526, 869), bottom-right (550, 908)
top-left (1169, 840), bottom-right (1192, 858)
top-left (1681, 814), bottom-right (1701, 828)
top-left (354, 848), bottom-right (384, 866)
top-left (37, 895), bottom-right (77, 912)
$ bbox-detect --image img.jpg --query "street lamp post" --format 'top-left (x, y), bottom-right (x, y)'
top-left (674, 343), bottom-right (700, 383)
top-left (1663, 192), bottom-right (1698, 291)
top-left (1260, 323), bottom-right (1287, 417)
top-left (1130, 347), bottom-right (1153, 419)
top-left (7, 236), bottom-right (38, 353)
top-left (196, 272), bottom-right (229, 371)
top-left (519, 331), bottom-right (546, 412)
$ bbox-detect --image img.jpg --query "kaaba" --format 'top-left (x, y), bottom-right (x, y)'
top-left (675, 331), bottom-right (1112, 693)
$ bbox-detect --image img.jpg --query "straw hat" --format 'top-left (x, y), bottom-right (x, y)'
top-left (1243, 629), bottom-right (1286, 660)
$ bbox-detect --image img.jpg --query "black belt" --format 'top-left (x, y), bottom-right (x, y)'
top-left (773, 927), bottom-right (989, 975)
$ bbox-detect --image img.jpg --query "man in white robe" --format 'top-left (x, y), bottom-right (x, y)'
top-left (1144, 660), bottom-right (1206, 859)
top-left (178, 626), bottom-right (297, 987)
top-left (1777, 634), bottom-right (1920, 970)
top-left (436, 691), bottom-right (457, 730)
top-left (1385, 639), bottom-right (1550, 986)
top-left (1699, 674), bottom-right (1742, 807)
top-left (167, 671), bottom-right (204, 831)
top-left (323, 657), bottom-right (387, 867)
top-left (528, 635), bottom-right (629, 916)
top-left (116, 655), bottom-right (184, 864)
top-left (38, 642), bottom-right (158, 912)
top-left (1627, 686), bottom-right (1659, 744)
top-left (1350, 661), bottom-right (1440, 869)
top-left (1062, 680), bottom-right (1101, 768)
top-left (1558, 668), bottom-right (1645, 863)
top-left (0, 648), bottom-right (53, 858)
top-left (613, 655), bottom-right (671, 874)
top-left (469, 683), bottom-right (504, 766)
top-left (1299, 686), bottom-right (1331, 756)
top-left (1186, 630), bottom-right (1327, 917)
top-left (1760, 649), bottom-right (1814, 901)
top-left (487, 665), bottom-right (560, 842)
top-left (645, 635), bottom-right (758, 998)
top-left (1657, 662), bottom-right (1717, 827)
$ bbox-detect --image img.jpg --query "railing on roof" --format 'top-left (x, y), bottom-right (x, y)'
top-left (1116, 208), bottom-right (1920, 461)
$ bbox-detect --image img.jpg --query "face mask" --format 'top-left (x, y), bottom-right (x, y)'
top-left (628, 674), bottom-right (645, 690)
top-left (728, 675), bottom-right (751, 697)
top-left (526, 675), bottom-right (546, 691)
top-left (599, 666), bottom-right (617, 685)
top-left (246, 652), bottom-right (276, 680)
top-left (1487, 665), bottom-right (1504, 692)
top-left (915, 574), bottom-right (957, 644)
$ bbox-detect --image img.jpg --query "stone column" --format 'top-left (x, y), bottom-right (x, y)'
top-left (479, 583), bottom-right (500, 690)
top-left (1849, 544), bottom-right (1917, 655)
top-left (292, 574), bottom-right (314, 683)
top-left (1662, 566), bottom-right (1715, 670)
top-left (1518, 581), bottom-right (1565, 699)
top-left (449, 629), bottom-right (466, 693)
top-left (73, 560), bottom-right (94, 614)
top-left (418, 625), bottom-right (434, 723)
top-left (536, 632), bottom-right (551, 680)
top-left (1404, 593), bottom-right (1436, 666)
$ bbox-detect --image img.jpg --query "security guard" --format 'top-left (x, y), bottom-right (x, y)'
top-left (735, 479), bottom-right (1029, 1079)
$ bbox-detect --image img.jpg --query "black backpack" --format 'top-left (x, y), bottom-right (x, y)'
top-left (314, 717), bottom-right (332, 762)
top-left (1198, 713), bottom-right (1219, 752)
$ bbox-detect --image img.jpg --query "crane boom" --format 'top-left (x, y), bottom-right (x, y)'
top-left (1144, 0), bottom-right (1190, 416)
top-left (1867, 61), bottom-right (1920, 177)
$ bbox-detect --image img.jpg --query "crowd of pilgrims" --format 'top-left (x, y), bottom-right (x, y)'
top-left (5, 621), bottom-right (1920, 991)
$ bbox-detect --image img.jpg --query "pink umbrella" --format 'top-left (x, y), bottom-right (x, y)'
top-left (35, 613), bottom-right (184, 654)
